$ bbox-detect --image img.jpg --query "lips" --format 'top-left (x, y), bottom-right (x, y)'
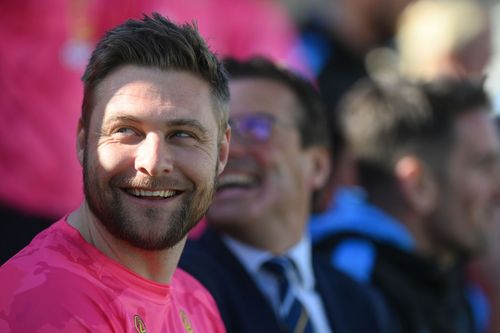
top-left (216, 172), bottom-right (259, 191)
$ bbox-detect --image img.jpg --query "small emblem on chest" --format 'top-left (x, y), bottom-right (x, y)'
top-left (134, 314), bottom-right (147, 333)
top-left (179, 309), bottom-right (194, 333)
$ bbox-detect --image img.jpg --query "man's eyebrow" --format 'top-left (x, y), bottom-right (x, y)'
top-left (165, 119), bottom-right (209, 134)
top-left (105, 116), bottom-right (208, 133)
top-left (105, 115), bottom-right (140, 124)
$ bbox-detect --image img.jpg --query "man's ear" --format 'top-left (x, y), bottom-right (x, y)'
top-left (217, 126), bottom-right (231, 176)
top-left (76, 118), bottom-right (85, 166)
top-left (395, 155), bottom-right (437, 215)
top-left (307, 146), bottom-right (332, 191)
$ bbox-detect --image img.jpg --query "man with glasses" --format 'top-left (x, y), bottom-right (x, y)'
top-left (179, 57), bottom-right (394, 333)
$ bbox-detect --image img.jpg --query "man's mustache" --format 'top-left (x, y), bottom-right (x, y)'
top-left (111, 175), bottom-right (191, 191)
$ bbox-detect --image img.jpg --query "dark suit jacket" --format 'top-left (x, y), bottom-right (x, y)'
top-left (179, 228), bottom-right (396, 333)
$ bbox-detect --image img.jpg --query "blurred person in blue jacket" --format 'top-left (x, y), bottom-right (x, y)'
top-left (311, 77), bottom-right (500, 333)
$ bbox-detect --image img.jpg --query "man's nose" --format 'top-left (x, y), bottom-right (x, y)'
top-left (135, 133), bottom-right (173, 176)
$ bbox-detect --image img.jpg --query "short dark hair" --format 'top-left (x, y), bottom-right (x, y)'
top-left (81, 13), bottom-right (229, 136)
top-left (223, 57), bottom-right (329, 149)
top-left (339, 77), bottom-right (490, 196)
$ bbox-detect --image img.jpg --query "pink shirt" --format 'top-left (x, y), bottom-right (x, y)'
top-left (0, 217), bottom-right (226, 333)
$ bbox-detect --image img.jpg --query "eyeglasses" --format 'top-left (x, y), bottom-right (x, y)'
top-left (229, 113), bottom-right (277, 143)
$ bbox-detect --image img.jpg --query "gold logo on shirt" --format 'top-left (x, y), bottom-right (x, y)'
top-left (179, 309), bottom-right (194, 333)
top-left (134, 314), bottom-right (147, 333)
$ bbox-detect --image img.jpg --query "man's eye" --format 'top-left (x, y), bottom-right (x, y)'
top-left (114, 127), bottom-right (137, 135)
top-left (171, 131), bottom-right (194, 139)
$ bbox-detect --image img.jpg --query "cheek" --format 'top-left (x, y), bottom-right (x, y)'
top-left (174, 148), bottom-right (218, 185)
top-left (448, 180), bottom-right (491, 235)
top-left (461, 175), bottom-right (495, 211)
top-left (445, 180), bottom-right (476, 219)
top-left (274, 148), bottom-right (308, 190)
top-left (94, 145), bottom-right (133, 177)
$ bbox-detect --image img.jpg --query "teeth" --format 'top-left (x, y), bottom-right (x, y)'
top-left (129, 189), bottom-right (176, 198)
top-left (217, 173), bottom-right (256, 188)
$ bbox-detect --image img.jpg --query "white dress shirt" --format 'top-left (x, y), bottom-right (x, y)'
top-left (222, 234), bottom-right (333, 333)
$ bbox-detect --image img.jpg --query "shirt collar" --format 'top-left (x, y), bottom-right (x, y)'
top-left (221, 234), bottom-right (315, 290)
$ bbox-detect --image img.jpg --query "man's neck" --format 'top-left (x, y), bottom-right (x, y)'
top-left (213, 221), bottom-right (304, 255)
top-left (67, 204), bottom-right (184, 284)
top-left (399, 213), bottom-right (458, 270)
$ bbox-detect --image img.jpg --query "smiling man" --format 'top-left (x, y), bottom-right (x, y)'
top-left (180, 57), bottom-right (395, 333)
top-left (0, 14), bottom-right (230, 332)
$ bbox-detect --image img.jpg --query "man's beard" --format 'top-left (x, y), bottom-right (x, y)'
top-left (82, 151), bottom-right (216, 251)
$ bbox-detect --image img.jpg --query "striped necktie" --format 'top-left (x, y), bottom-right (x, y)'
top-left (262, 256), bottom-right (314, 333)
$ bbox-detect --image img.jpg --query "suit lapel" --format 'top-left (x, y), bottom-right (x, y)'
top-left (198, 229), bottom-right (283, 332)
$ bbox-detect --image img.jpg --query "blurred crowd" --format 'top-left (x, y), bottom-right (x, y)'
top-left (1, 0), bottom-right (500, 332)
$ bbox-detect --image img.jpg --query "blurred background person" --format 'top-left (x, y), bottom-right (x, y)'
top-left (393, 0), bottom-right (500, 116)
top-left (280, 0), bottom-right (415, 214)
top-left (396, 2), bottom-right (500, 331)
top-left (160, 0), bottom-right (302, 69)
top-left (397, 0), bottom-right (492, 81)
top-left (312, 78), bottom-right (500, 333)
top-left (465, 114), bottom-right (500, 333)
top-left (180, 57), bottom-right (395, 333)
top-left (489, 4), bottom-right (500, 114)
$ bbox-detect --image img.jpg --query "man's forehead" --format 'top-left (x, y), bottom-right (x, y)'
top-left (96, 66), bottom-right (211, 103)
top-left (454, 109), bottom-right (494, 135)
top-left (228, 78), bottom-right (300, 121)
top-left (453, 110), bottom-right (499, 152)
top-left (91, 66), bottom-right (217, 125)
